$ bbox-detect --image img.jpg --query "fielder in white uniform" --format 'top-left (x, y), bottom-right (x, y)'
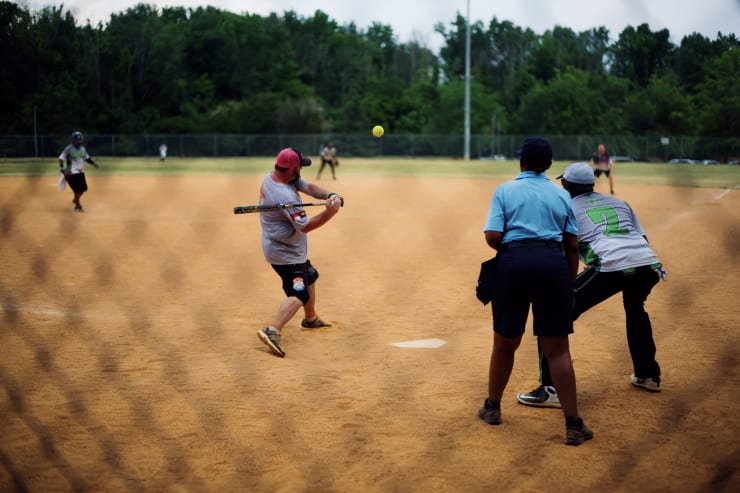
top-left (58, 131), bottom-right (99, 212)
top-left (518, 161), bottom-right (665, 408)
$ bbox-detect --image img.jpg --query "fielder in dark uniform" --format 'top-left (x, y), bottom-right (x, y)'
top-left (479, 137), bottom-right (592, 446)
top-left (58, 131), bottom-right (99, 212)
top-left (591, 143), bottom-right (614, 195)
top-left (517, 161), bottom-right (665, 409)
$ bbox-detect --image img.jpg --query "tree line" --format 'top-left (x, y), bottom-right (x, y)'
top-left (1, 1), bottom-right (737, 140)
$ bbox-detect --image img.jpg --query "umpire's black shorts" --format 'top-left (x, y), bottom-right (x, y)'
top-left (492, 240), bottom-right (574, 338)
top-left (271, 260), bottom-right (319, 304)
top-left (66, 173), bottom-right (89, 194)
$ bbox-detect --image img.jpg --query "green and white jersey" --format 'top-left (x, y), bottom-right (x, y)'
top-left (572, 192), bottom-right (659, 272)
top-left (59, 144), bottom-right (90, 174)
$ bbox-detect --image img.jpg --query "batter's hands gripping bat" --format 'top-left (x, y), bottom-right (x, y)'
top-left (233, 202), bottom-right (327, 214)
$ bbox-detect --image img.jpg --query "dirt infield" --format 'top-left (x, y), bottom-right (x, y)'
top-left (1, 172), bottom-right (739, 492)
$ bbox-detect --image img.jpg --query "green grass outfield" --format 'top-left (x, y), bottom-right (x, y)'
top-left (2, 156), bottom-right (739, 189)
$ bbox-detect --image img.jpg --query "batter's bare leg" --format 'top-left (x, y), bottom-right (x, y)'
top-left (271, 296), bottom-right (303, 331)
top-left (302, 283), bottom-right (318, 320)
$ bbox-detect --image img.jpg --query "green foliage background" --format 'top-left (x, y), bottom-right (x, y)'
top-left (1, 2), bottom-right (738, 142)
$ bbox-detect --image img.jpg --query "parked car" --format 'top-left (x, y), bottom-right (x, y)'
top-left (611, 155), bottom-right (634, 162)
top-left (668, 158), bottom-right (694, 164)
top-left (729, 160), bottom-right (740, 165)
top-left (698, 159), bottom-right (719, 165)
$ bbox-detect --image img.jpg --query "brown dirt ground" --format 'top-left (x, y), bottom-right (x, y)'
top-left (1, 172), bottom-right (739, 492)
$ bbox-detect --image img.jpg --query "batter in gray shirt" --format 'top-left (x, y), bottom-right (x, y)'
top-left (259, 173), bottom-right (311, 264)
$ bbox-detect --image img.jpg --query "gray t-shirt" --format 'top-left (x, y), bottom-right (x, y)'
top-left (259, 173), bottom-right (311, 265)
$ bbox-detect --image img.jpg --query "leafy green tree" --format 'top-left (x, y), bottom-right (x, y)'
top-left (577, 27), bottom-right (611, 73)
top-left (610, 23), bottom-right (675, 87)
top-left (427, 78), bottom-right (498, 134)
top-left (0, 1), bottom-right (737, 140)
top-left (694, 49), bottom-right (740, 138)
top-left (529, 26), bottom-right (611, 81)
top-left (674, 33), bottom-right (716, 94)
top-left (0, 2), bottom-right (33, 132)
top-left (394, 80), bottom-right (440, 133)
top-left (436, 14), bottom-right (487, 83)
top-left (623, 72), bottom-right (695, 135)
top-left (511, 68), bottom-right (628, 134)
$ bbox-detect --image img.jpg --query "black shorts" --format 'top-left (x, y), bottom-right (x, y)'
top-left (271, 260), bottom-right (319, 304)
top-left (66, 173), bottom-right (88, 194)
top-left (492, 241), bottom-right (574, 338)
top-left (594, 168), bottom-right (611, 178)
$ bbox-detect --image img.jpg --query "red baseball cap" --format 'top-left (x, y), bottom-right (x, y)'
top-left (276, 148), bottom-right (312, 168)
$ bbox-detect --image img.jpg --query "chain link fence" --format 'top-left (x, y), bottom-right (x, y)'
top-left (1, 133), bottom-right (739, 163)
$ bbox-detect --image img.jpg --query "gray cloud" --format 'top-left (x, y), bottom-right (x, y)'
top-left (24, 0), bottom-right (740, 52)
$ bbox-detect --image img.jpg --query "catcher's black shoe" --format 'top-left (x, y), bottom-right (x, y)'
top-left (258, 327), bottom-right (285, 357)
top-left (516, 385), bottom-right (561, 408)
top-left (301, 317), bottom-right (332, 329)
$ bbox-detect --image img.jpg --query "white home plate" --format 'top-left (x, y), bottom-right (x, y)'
top-left (392, 338), bottom-right (447, 349)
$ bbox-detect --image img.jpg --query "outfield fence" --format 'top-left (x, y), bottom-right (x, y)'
top-left (1, 133), bottom-right (738, 163)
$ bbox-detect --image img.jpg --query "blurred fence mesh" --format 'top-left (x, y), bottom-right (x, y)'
top-left (2, 155), bottom-right (740, 491)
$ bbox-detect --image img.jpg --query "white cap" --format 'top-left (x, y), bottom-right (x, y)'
top-left (556, 162), bottom-right (594, 185)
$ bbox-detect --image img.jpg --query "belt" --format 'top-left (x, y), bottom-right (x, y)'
top-left (504, 239), bottom-right (562, 249)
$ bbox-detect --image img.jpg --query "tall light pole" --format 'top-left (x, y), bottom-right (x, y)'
top-left (33, 106), bottom-right (38, 157)
top-left (464, 0), bottom-right (471, 160)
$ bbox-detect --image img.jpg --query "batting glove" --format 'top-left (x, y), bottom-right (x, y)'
top-left (328, 193), bottom-right (344, 207)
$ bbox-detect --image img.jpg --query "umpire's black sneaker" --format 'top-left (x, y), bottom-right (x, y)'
top-left (565, 418), bottom-right (593, 446)
top-left (478, 398), bottom-right (502, 425)
top-left (258, 327), bottom-right (285, 357)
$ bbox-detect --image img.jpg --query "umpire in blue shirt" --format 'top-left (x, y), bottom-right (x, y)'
top-left (478, 136), bottom-right (593, 446)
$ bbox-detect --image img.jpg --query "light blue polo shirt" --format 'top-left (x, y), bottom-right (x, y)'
top-left (484, 171), bottom-right (578, 243)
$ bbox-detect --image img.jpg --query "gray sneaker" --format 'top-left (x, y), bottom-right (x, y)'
top-left (516, 385), bottom-right (561, 408)
top-left (258, 327), bottom-right (285, 357)
top-left (630, 374), bottom-right (661, 392)
top-left (301, 317), bottom-right (332, 329)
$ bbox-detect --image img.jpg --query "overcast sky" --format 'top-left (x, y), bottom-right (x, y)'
top-left (23, 0), bottom-right (740, 52)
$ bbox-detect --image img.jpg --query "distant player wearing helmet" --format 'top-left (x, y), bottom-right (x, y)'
top-left (516, 162), bottom-right (665, 409)
top-left (256, 147), bottom-right (344, 358)
top-left (58, 131), bottom-right (99, 212)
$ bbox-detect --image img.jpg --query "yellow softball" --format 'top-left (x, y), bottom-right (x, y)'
top-left (372, 125), bottom-right (384, 138)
